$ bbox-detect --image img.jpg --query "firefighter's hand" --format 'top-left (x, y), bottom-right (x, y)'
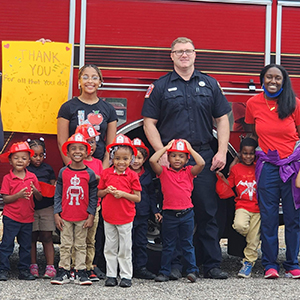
top-left (54, 214), bottom-right (64, 231)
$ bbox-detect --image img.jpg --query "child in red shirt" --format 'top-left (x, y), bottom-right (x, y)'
top-left (0, 141), bottom-right (42, 281)
top-left (73, 124), bottom-right (104, 281)
top-left (51, 133), bottom-right (98, 286)
top-left (217, 137), bottom-right (260, 278)
top-left (98, 134), bottom-right (142, 288)
top-left (149, 139), bottom-right (205, 283)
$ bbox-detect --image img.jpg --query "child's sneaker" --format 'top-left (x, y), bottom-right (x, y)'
top-left (43, 265), bottom-right (56, 279)
top-left (30, 264), bottom-right (39, 278)
top-left (70, 268), bottom-right (75, 282)
top-left (264, 268), bottom-right (279, 279)
top-left (285, 269), bottom-right (300, 279)
top-left (87, 269), bottom-right (99, 282)
top-left (50, 268), bottom-right (70, 285)
top-left (74, 269), bottom-right (92, 285)
top-left (238, 261), bottom-right (253, 278)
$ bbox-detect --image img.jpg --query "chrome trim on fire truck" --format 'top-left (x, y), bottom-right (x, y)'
top-left (276, 1), bottom-right (300, 64)
top-left (79, 0), bottom-right (87, 69)
top-left (189, 0), bottom-right (272, 4)
top-left (265, 2), bottom-right (272, 65)
top-left (117, 119), bottom-right (237, 158)
top-left (68, 0), bottom-right (76, 99)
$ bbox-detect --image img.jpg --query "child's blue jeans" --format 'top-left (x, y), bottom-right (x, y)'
top-left (0, 216), bottom-right (32, 271)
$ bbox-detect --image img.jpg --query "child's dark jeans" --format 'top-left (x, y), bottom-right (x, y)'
top-left (0, 216), bottom-right (32, 271)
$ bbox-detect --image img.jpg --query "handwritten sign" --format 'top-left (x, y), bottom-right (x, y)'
top-left (1, 41), bottom-right (72, 134)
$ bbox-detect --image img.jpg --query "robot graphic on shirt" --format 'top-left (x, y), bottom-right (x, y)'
top-left (66, 174), bottom-right (84, 205)
top-left (236, 180), bottom-right (256, 201)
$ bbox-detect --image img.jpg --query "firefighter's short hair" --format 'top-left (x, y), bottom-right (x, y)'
top-left (171, 37), bottom-right (195, 50)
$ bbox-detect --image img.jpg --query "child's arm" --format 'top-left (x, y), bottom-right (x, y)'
top-left (2, 187), bottom-right (32, 204)
top-left (183, 140), bottom-right (205, 176)
top-left (216, 171), bottom-right (230, 185)
top-left (83, 214), bottom-right (95, 228)
top-left (111, 189), bottom-right (141, 203)
top-left (296, 170), bottom-right (300, 188)
top-left (31, 182), bottom-right (42, 201)
top-left (54, 213), bottom-right (64, 231)
top-left (149, 139), bottom-right (174, 175)
top-left (50, 179), bottom-right (56, 186)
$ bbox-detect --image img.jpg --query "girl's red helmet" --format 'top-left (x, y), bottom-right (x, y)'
top-left (167, 139), bottom-right (190, 157)
top-left (132, 138), bottom-right (149, 158)
top-left (61, 133), bottom-right (91, 156)
top-left (75, 124), bottom-right (100, 140)
top-left (0, 141), bottom-right (34, 163)
top-left (106, 134), bottom-right (137, 156)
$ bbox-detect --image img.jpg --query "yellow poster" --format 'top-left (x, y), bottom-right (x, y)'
top-left (1, 41), bottom-right (72, 134)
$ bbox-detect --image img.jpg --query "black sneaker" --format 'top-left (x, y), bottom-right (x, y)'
top-left (51, 268), bottom-right (70, 285)
top-left (93, 266), bottom-right (106, 280)
top-left (119, 278), bottom-right (132, 288)
top-left (204, 267), bottom-right (228, 279)
top-left (87, 269), bottom-right (99, 282)
top-left (74, 269), bottom-right (92, 285)
top-left (0, 269), bottom-right (8, 281)
top-left (18, 269), bottom-right (36, 280)
top-left (169, 268), bottom-right (182, 280)
top-left (105, 277), bottom-right (118, 286)
top-left (154, 273), bottom-right (169, 282)
top-left (134, 267), bottom-right (156, 280)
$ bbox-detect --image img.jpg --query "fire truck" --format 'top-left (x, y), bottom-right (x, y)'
top-left (1, 0), bottom-right (300, 262)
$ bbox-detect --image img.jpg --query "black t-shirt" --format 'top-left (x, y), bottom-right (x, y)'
top-left (27, 162), bottom-right (56, 210)
top-left (142, 70), bottom-right (231, 146)
top-left (57, 97), bottom-right (118, 160)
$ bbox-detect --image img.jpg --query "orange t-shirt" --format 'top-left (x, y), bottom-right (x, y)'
top-left (245, 93), bottom-right (300, 159)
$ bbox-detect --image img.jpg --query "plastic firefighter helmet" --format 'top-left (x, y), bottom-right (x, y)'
top-left (61, 133), bottom-right (91, 156)
top-left (106, 134), bottom-right (137, 156)
top-left (132, 138), bottom-right (150, 158)
top-left (167, 139), bottom-right (190, 157)
top-left (75, 124), bottom-right (100, 140)
top-left (0, 141), bottom-right (35, 163)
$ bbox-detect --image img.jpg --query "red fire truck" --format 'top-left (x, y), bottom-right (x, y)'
top-left (1, 0), bottom-right (300, 260)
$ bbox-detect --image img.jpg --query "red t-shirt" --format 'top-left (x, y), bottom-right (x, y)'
top-left (159, 165), bottom-right (195, 210)
top-left (227, 163), bottom-right (259, 213)
top-left (245, 93), bottom-right (300, 159)
top-left (98, 166), bottom-right (142, 225)
top-left (83, 157), bottom-right (103, 206)
top-left (0, 169), bottom-right (41, 223)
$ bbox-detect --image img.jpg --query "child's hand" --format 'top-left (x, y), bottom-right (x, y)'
top-left (30, 182), bottom-right (38, 194)
top-left (106, 185), bottom-right (116, 194)
top-left (54, 214), bottom-right (64, 231)
top-left (111, 189), bottom-right (124, 199)
top-left (216, 171), bottom-right (225, 180)
top-left (83, 214), bottom-right (94, 228)
top-left (18, 187), bottom-right (32, 200)
top-left (155, 212), bottom-right (163, 222)
top-left (166, 139), bottom-right (175, 150)
top-left (182, 139), bottom-right (192, 152)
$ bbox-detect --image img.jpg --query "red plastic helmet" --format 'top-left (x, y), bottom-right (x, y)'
top-left (75, 124), bottom-right (100, 140)
top-left (132, 138), bottom-right (150, 158)
top-left (61, 133), bottom-right (91, 156)
top-left (106, 134), bottom-right (137, 156)
top-left (167, 139), bottom-right (190, 156)
top-left (0, 141), bottom-right (34, 163)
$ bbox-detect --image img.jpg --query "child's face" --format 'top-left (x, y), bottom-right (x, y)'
top-left (112, 147), bottom-right (132, 174)
top-left (30, 145), bottom-right (44, 167)
top-left (67, 143), bottom-right (88, 163)
top-left (87, 137), bottom-right (96, 156)
top-left (131, 150), bottom-right (146, 172)
top-left (240, 146), bottom-right (255, 166)
top-left (168, 151), bottom-right (188, 171)
top-left (9, 151), bottom-right (30, 172)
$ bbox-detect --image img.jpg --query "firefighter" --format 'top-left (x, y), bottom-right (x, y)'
top-left (142, 37), bottom-right (231, 279)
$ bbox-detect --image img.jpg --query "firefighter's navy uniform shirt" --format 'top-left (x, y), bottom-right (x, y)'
top-left (142, 70), bottom-right (231, 146)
